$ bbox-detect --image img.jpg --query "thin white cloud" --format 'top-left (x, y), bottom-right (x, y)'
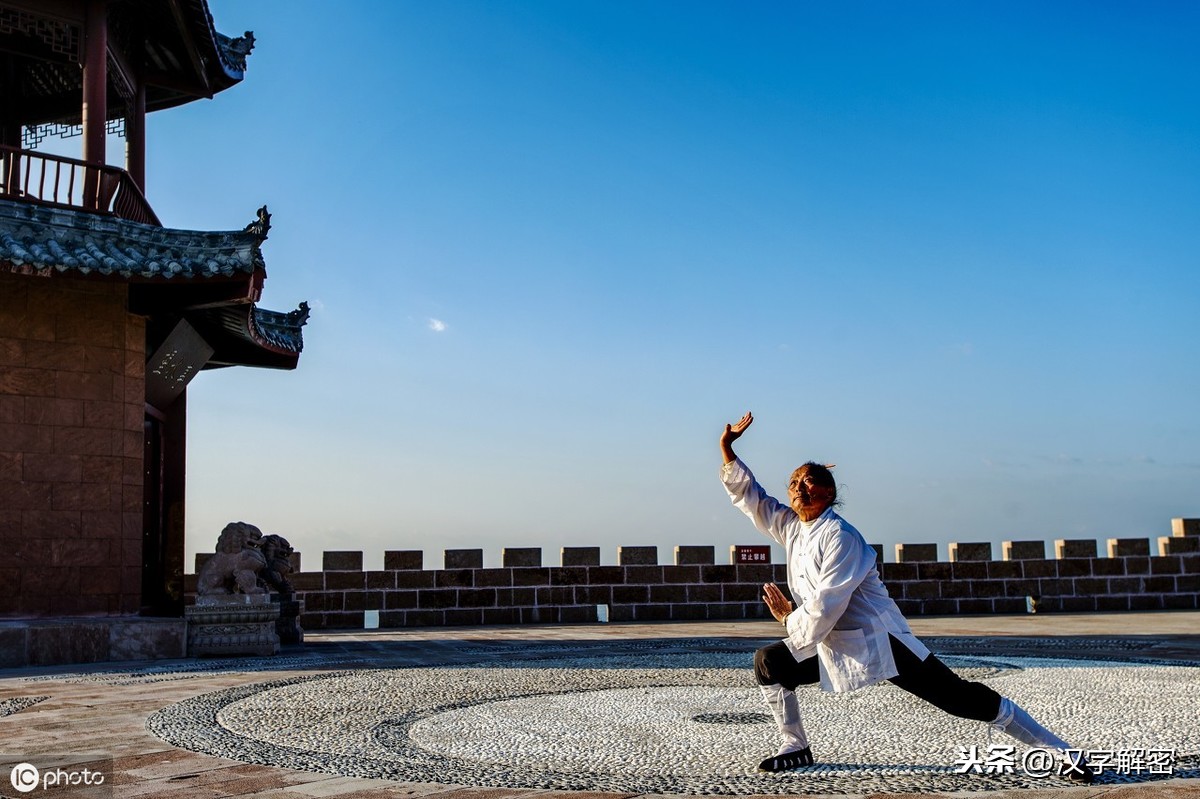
top-left (945, 341), bottom-right (973, 357)
top-left (428, 318), bottom-right (447, 333)
top-left (982, 457), bottom-right (1022, 469)
top-left (1039, 453), bottom-right (1084, 465)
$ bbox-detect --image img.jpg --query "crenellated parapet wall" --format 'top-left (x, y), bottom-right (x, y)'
top-left (190, 545), bottom-right (782, 630)
top-left (884, 532), bottom-right (1199, 616)
top-left (184, 521), bottom-right (1200, 631)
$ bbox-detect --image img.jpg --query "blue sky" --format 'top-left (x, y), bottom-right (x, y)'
top-left (99, 1), bottom-right (1200, 570)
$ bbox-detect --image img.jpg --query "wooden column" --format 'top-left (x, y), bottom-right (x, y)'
top-left (143, 317), bottom-right (212, 617)
top-left (0, 58), bottom-right (18, 193)
top-left (0, 57), bottom-right (18, 147)
top-left (126, 79), bottom-right (146, 191)
top-left (161, 388), bottom-right (188, 616)
top-left (82, 0), bottom-right (107, 207)
top-left (143, 389), bottom-right (187, 617)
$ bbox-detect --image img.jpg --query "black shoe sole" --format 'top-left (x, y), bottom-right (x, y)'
top-left (758, 746), bottom-right (815, 772)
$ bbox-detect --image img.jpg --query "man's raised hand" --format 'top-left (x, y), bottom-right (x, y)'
top-left (720, 411), bottom-right (753, 463)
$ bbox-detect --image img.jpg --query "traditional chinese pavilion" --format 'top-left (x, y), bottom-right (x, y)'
top-left (0, 0), bottom-right (306, 666)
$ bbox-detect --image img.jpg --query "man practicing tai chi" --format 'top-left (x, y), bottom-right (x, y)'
top-left (719, 411), bottom-right (1092, 780)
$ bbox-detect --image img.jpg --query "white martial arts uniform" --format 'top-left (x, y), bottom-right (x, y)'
top-left (721, 457), bottom-right (929, 692)
top-left (722, 456), bottom-right (1087, 780)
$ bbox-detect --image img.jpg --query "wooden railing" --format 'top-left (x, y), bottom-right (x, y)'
top-left (0, 145), bottom-right (161, 227)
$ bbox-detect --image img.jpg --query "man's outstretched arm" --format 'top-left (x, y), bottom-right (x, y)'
top-left (719, 412), bottom-right (793, 545)
top-left (720, 411), bottom-right (753, 463)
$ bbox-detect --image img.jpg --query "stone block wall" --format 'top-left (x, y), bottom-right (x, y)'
top-left (289, 546), bottom-right (781, 629)
top-left (184, 520), bottom-right (1200, 631)
top-left (0, 274), bottom-right (146, 617)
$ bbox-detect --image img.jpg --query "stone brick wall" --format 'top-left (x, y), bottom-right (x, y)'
top-left (186, 522), bottom-right (1200, 631)
top-left (882, 535), bottom-right (1199, 615)
top-left (0, 274), bottom-right (146, 617)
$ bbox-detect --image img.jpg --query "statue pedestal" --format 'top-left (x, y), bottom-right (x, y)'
top-left (275, 594), bottom-right (304, 645)
top-left (185, 594), bottom-right (280, 657)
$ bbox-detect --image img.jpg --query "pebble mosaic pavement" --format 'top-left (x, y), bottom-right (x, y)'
top-left (0, 695), bottom-right (47, 717)
top-left (142, 638), bottom-right (1200, 795)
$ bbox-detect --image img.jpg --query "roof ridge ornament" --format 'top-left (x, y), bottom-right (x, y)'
top-left (243, 205), bottom-right (271, 240)
top-left (288, 302), bottom-right (311, 327)
top-left (228, 31), bottom-right (256, 58)
top-left (199, 0), bottom-right (253, 78)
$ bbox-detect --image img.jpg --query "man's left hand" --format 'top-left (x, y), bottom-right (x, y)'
top-left (762, 582), bottom-right (794, 625)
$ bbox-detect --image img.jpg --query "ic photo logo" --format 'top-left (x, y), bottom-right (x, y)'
top-left (7, 760), bottom-right (107, 794)
top-left (9, 762), bottom-right (38, 793)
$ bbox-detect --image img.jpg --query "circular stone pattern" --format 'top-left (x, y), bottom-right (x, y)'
top-left (148, 646), bottom-right (1200, 795)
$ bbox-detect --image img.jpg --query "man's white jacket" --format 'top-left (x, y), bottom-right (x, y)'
top-left (722, 458), bottom-right (930, 692)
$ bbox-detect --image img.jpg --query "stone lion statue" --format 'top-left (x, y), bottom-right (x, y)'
top-left (258, 534), bottom-right (295, 595)
top-left (196, 521), bottom-right (268, 596)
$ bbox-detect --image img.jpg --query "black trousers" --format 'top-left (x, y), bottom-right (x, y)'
top-left (754, 635), bottom-right (1001, 723)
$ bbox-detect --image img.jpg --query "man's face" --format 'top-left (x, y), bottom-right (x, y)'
top-left (788, 466), bottom-right (834, 520)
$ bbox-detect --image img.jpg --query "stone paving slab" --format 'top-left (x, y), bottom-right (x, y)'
top-left (0, 613), bottom-right (1197, 798)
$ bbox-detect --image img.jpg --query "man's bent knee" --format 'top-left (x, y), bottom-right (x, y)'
top-left (754, 642), bottom-right (797, 686)
top-left (755, 641), bottom-right (818, 689)
top-left (754, 645), bottom-right (774, 685)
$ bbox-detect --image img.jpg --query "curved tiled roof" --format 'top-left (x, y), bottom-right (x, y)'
top-left (7, 1), bottom-right (253, 128)
top-left (0, 199), bottom-right (265, 280)
top-left (0, 198), bottom-right (307, 370)
top-left (251, 304), bottom-right (310, 354)
top-left (189, 302), bottom-right (308, 369)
